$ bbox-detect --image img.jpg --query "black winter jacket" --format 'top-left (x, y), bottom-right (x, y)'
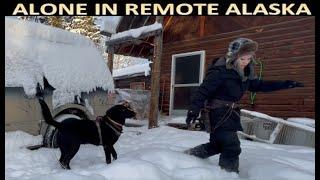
top-left (189, 58), bottom-right (293, 132)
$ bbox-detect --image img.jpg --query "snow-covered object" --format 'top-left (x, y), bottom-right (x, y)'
top-left (109, 22), bottom-right (162, 41)
top-left (287, 118), bottom-right (315, 128)
top-left (5, 17), bottom-right (114, 108)
top-left (241, 109), bottom-right (283, 121)
top-left (113, 62), bottom-right (151, 79)
top-left (241, 109), bottom-right (315, 133)
top-left (100, 16), bottom-right (122, 34)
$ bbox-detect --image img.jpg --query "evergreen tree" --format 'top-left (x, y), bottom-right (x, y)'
top-left (46, 16), bottom-right (64, 28)
top-left (65, 16), bottom-right (101, 45)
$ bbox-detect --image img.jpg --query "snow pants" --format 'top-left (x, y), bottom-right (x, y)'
top-left (185, 131), bottom-right (241, 173)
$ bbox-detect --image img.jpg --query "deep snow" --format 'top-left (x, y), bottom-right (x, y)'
top-left (5, 117), bottom-right (314, 180)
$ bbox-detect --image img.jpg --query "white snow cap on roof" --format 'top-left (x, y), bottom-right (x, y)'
top-left (5, 17), bottom-right (114, 108)
top-left (110, 22), bottom-right (162, 41)
top-left (113, 61), bottom-right (151, 79)
top-left (100, 16), bottom-right (122, 34)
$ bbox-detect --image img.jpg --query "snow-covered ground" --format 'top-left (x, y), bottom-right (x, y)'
top-left (5, 116), bottom-right (315, 180)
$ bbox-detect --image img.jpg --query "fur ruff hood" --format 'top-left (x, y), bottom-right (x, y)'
top-left (224, 38), bottom-right (258, 80)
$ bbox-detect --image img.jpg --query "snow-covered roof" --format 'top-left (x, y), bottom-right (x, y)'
top-left (113, 62), bottom-right (151, 79)
top-left (100, 16), bottom-right (122, 34)
top-left (109, 22), bottom-right (162, 41)
top-left (5, 17), bottom-right (114, 108)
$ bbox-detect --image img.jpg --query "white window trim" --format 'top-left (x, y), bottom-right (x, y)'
top-left (169, 50), bottom-right (205, 116)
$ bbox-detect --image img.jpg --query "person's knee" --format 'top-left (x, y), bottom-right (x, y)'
top-left (233, 147), bottom-right (241, 157)
top-left (230, 141), bottom-right (241, 155)
top-left (224, 141), bottom-right (241, 156)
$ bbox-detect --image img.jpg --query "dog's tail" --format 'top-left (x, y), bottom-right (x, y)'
top-left (38, 98), bottom-right (61, 128)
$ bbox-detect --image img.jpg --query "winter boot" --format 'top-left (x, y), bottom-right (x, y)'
top-left (184, 142), bottom-right (219, 159)
top-left (219, 156), bottom-right (239, 174)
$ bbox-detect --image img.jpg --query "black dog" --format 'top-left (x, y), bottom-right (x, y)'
top-left (37, 90), bottom-right (136, 169)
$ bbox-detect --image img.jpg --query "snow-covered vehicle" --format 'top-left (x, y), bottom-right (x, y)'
top-left (5, 17), bottom-right (115, 147)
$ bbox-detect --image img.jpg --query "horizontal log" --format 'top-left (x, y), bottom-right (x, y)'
top-left (164, 17), bottom-right (313, 47)
top-left (241, 104), bottom-right (314, 112)
top-left (245, 110), bottom-right (315, 119)
top-left (243, 92), bottom-right (314, 97)
top-left (263, 63), bottom-right (315, 70)
top-left (163, 42), bottom-right (315, 61)
top-left (164, 24), bottom-right (314, 52)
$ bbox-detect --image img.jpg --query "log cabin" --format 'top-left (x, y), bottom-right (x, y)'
top-left (103, 16), bottom-right (315, 119)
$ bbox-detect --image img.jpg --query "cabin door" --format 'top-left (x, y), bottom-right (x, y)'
top-left (170, 51), bottom-right (205, 115)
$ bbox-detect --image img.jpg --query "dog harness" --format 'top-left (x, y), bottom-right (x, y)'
top-left (95, 116), bottom-right (104, 145)
top-left (95, 116), bottom-right (124, 145)
top-left (104, 116), bottom-right (123, 137)
top-left (106, 116), bottom-right (123, 129)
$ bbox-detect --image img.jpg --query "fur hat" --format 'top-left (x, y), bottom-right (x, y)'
top-left (225, 38), bottom-right (258, 80)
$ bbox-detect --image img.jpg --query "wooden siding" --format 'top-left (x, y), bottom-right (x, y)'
top-left (160, 16), bottom-right (315, 119)
top-left (162, 16), bottom-right (304, 43)
top-left (115, 76), bottom-right (151, 90)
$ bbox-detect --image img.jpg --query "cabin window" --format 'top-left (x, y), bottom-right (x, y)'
top-left (170, 50), bottom-right (205, 115)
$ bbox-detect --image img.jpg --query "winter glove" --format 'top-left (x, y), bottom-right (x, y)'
top-left (186, 110), bottom-right (199, 126)
top-left (285, 80), bottom-right (304, 89)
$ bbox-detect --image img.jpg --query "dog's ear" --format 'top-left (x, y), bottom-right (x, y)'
top-left (119, 101), bottom-right (131, 108)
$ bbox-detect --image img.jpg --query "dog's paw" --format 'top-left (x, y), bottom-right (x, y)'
top-left (113, 156), bottom-right (117, 161)
top-left (106, 160), bottom-right (111, 164)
